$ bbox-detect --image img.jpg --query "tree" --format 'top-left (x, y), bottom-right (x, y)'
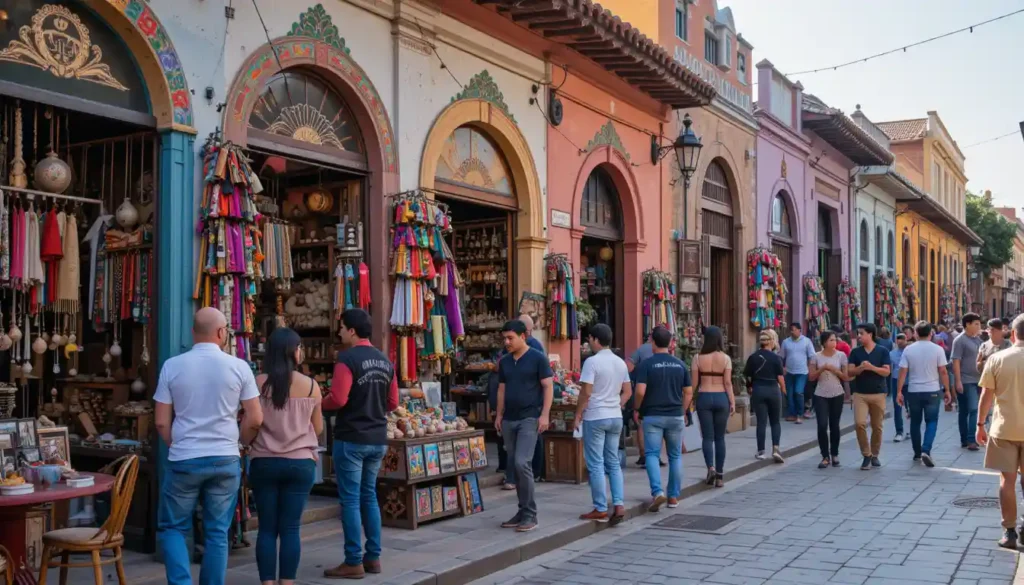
top-left (965, 192), bottom-right (1015, 276)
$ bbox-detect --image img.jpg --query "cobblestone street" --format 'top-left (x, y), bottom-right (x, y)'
top-left (474, 409), bottom-right (1022, 585)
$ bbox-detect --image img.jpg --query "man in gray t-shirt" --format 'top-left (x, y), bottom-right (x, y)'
top-left (951, 313), bottom-right (984, 449)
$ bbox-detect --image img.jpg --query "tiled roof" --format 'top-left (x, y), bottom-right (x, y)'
top-left (876, 119), bottom-right (928, 142)
top-left (801, 94), bottom-right (894, 166)
top-left (472, 0), bottom-right (717, 109)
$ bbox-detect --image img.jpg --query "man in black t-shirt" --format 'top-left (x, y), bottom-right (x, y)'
top-left (849, 323), bottom-right (892, 470)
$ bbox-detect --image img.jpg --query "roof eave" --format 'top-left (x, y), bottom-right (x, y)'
top-left (803, 113), bottom-right (895, 167)
top-left (904, 196), bottom-right (983, 246)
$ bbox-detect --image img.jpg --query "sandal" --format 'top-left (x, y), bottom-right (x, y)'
top-left (714, 473), bottom-right (724, 488)
top-left (705, 468), bottom-right (716, 486)
top-left (818, 458), bottom-right (830, 469)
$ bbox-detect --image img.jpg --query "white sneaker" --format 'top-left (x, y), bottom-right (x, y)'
top-left (893, 433), bottom-right (904, 443)
top-left (755, 451), bottom-right (766, 460)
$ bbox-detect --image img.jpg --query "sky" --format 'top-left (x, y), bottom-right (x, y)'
top-left (726, 0), bottom-right (1024, 210)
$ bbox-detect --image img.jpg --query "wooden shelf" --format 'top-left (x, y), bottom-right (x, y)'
top-left (415, 506), bottom-right (461, 523)
top-left (384, 463), bottom-right (489, 486)
top-left (291, 241), bottom-right (334, 250)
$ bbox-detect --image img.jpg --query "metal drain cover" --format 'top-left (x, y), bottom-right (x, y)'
top-left (952, 497), bottom-right (1001, 509)
top-left (654, 514), bottom-right (736, 533)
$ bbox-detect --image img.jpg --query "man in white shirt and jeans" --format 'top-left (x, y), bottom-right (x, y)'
top-left (574, 323), bottom-right (631, 525)
top-left (896, 321), bottom-right (953, 468)
top-left (154, 307), bottom-right (264, 585)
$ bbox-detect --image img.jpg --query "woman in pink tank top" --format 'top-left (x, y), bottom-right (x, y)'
top-left (248, 327), bottom-right (323, 585)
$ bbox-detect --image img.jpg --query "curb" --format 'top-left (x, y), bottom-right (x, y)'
top-left (403, 413), bottom-right (875, 585)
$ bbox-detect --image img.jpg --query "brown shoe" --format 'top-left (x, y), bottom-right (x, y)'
top-left (324, 563), bottom-right (366, 579)
top-left (609, 505), bottom-right (626, 526)
top-left (579, 509), bottom-right (609, 522)
top-left (363, 559), bottom-right (381, 574)
top-left (667, 497), bottom-right (679, 509)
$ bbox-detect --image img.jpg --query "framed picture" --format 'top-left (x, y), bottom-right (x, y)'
top-left (459, 472), bottom-right (484, 514)
top-left (415, 488), bottom-right (432, 518)
top-left (406, 445), bottom-right (425, 480)
top-left (37, 426), bottom-right (70, 465)
top-left (453, 439), bottom-right (471, 471)
top-left (438, 441), bottom-right (456, 474)
top-left (423, 443), bottom-right (441, 477)
top-left (0, 420), bottom-right (17, 445)
top-left (17, 419), bottom-right (37, 447)
top-left (0, 434), bottom-right (15, 479)
top-left (430, 485), bottom-right (443, 513)
top-left (441, 402), bottom-right (457, 422)
top-left (443, 487), bottom-right (459, 511)
top-left (469, 436), bottom-right (487, 468)
top-left (18, 448), bottom-right (40, 464)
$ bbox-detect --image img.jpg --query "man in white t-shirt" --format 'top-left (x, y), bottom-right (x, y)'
top-left (153, 307), bottom-right (263, 585)
top-left (574, 323), bottom-right (631, 525)
top-left (896, 321), bottom-right (952, 468)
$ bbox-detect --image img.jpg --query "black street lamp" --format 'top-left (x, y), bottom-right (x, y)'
top-left (652, 113), bottom-right (703, 236)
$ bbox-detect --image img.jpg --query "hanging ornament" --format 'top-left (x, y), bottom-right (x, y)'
top-left (140, 325), bottom-right (150, 365)
top-left (110, 323), bottom-right (122, 357)
top-left (63, 343), bottom-right (78, 359)
top-left (47, 341), bottom-right (56, 351)
top-left (34, 151), bottom-right (72, 194)
top-left (68, 368), bottom-right (77, 377)
top-left (131, 377), bottom-right (146, 394)
top-left (0, 307), bottom-right (11, 352)
top-left (116, 137), bottom-right (139, 229)
top-left (102, 351), bottom-right (112, 364)
top-left (8, 296), bottom-right (21, 344)
top-left (52, 349), bottom-right (60, 374)
top-left (32, 336), bottom-right (47, 355)
top-left (22, 361), bottom-right (32, 375)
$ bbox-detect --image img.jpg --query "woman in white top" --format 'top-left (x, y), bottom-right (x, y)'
top-left (809, 331), bottom-right (849, 469)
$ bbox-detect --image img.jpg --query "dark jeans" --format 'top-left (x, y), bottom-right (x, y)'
top-left (249, 457), bottom-right (316, 581)
top-left (696, 392), bottom-right (729, 473)
top-left (503, 418), bottom-right (539, 521)
top-left (502, 433), bottom-right (544, 484)
top-left (333, 441), bottom-right (387, 566)
top-left (888, 378), bottom-right (904, 435)
top-left (751, 385), bottom-right (782, 451)
top-left (907, 391), bottom-right (942, 456)
top-left (957, 382), bottom-right (979, 446)
top-left (814, 394), bottom-right (844, 459)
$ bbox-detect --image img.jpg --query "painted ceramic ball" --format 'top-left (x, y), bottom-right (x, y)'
top-left (34, 152), bottom-right (72, 194)
top-left (305, 190), bottom-right (334, 213)
top-left (116, 199), bottom-right (139, 229)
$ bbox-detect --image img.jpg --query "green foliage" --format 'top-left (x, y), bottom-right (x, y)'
top-left (576, 300), bottom-right (597, 329)
top-left (966, 193), bottom-right (1015, 275)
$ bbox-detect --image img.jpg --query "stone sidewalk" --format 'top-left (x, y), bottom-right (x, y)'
top-left (471, 409), bottom-right (1020, 585)
top-left (69, 406), bottom-right (867, 584)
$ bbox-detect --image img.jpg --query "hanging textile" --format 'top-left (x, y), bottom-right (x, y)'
top-left (837, 276), bottom-right (861, 333)
top-left (903, 277), bottom-right (918, 323)
top-left (872, 271), bottom-right (903, 332)
top-left (544, 253), bottom-right (577, 340)
top-left (56, 213), bottom-right (80, 314)
top-left (746, 247), bottom-right (788, 330)
top-left (641, 269), bottom-right (676, 340)
top-left (939, 284), bottom-right (956, 326)
top-left (803, 273), bottom-right (830, 340)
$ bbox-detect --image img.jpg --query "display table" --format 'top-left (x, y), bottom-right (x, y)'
top-left (544, 404), bottom-right (586, 484)
top-left (377, 429), bottom-right (488, 529)
top-left (0, 473), bottom-right (115, 567)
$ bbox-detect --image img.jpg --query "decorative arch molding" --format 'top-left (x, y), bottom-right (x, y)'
top-left (585, 121), bottom-right (630, 162)
top-left (96, 0), bottom-right (194, 130)
top-left (223, 37), bottom-right (397, 173)
top-left (419, 98), bottom-right (545, 294)
top-left (570, 145), bottom-right (644, 249)
top-left (452, 71), bottom-right (516, 123)
top-left (768, 179), bottom-right (800, 243)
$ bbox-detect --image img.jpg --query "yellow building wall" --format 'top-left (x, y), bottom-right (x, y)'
top-left (600, 0), bottom-right (661, 44)
top-left (897, 211), bottom-right (967, 323)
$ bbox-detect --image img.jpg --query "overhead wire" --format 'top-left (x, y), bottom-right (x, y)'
top-left (251, 0), bottom-right (293, 107)
top-left (961, 131), bottom-right (1020, 149)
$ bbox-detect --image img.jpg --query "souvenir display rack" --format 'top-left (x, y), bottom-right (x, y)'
top-left (873, 271), bottom-right (904, 332)
top-left (641, 269), bottom-right (676, 340)
top-left (903, 277), bottom-right (918, 323)
top-left (545, 254), bottom-right (577, 340)
top-left (746, 247), bottom-right (788, 330)
top-left (803, 274), bottom-right (830, 339)
top-left (837, 276), bottom-right (861, 333)
top-left (388, 190), bottom-right (464, 384)
top-left (939, 284), bottom-right (956, 326)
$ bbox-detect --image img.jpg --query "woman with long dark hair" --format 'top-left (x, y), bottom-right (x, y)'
top-left (810, 331), bottom-right (849, 469)
top-left (248, 327), bottom-right (323, 585)
top-left (691, 326), bottom-right (735, 487)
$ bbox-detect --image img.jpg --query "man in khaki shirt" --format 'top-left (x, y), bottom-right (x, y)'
top-left (977, 314), bottom-right (1024, 549)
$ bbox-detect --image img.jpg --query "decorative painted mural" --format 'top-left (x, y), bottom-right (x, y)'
top-left (452, 70), bottom-right (516, 123)
top-left (586, 120), bottom-right (630, 161)
top-left (290, 4), bottom-right (350, 55)
top-left (435, 126), bottom-right (512, 195)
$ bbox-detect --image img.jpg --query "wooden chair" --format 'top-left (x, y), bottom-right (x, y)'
top-left (37, 455), bottom-right (139, 585)
top-left (0, 545), bottom-right (12, 585)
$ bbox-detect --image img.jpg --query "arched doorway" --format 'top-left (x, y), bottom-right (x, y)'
top-left (770, 191), bottom-right (795, 335)
top-left (702, 159), bottom-right (735, 342)
top-left (818, 205), bottom-right (841, 325)
top-left (903, 235), bottom-right (915, 322)
top-left (859, 220), bottom-right (871, 320)
top-left (0, 0), bottom-right (195, 555)
top-left (578, 166), bottom-right (624, 346)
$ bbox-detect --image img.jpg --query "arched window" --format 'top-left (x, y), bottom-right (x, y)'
top-left (902, 236), bottom-right (911, 280)
top-left (580, 166), bottom-right (623, 240)
top-left (887, 231), bottom-right (896, 272)
top-left (770, 192), bottom-right (792, 239)
top-left (701, 161), bottom-right (731, 207)
top-left (436, 126), bottom-right (513, 197)
top-left (859, 221), bottom-right (869, 262)
top-left (875, 226), bottom-right (883, 267)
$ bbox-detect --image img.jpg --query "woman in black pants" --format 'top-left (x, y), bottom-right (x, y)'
top-left (744, 331), bottom-right (787, 463)
top-left (809, 331), bottom-right (850, 468)
top-left (692, 327), bottom-right (735, 487)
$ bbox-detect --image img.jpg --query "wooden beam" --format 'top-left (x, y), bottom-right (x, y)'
top-left (510, 9), bottom-right (567, 22)
top-left (528, 18), bottom-right (579, 30)
top-left (543, 26), bottom-right (593, 38)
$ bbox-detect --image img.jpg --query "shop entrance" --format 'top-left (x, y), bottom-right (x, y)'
top-left (770, 192), bottom-right (795, 335)
top-left (701, 160), bottom-right (736, 346)
top-left (578, 167), bottom-right (623, 348)
top-left (818, 206), bottom-right (841, 326)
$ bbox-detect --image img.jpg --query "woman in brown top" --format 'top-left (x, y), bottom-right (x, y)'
top-left (691, 326), bottom-right (735, 487)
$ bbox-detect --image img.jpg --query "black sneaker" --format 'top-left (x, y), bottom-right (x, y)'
top-left (636, 457), bottom-right (645, 467)
top-left (921, 453), bottom-right (935, 468)
top-left (516, 519), bottom-right (538, 532)
top-left (659, 459), bottom-right (667, 467)
top-left (913, 454), bottom-right (922, 461)
top-left (871, 457), bottom-right (881, 468)
top-left (501, 513), bottom-right (523, 528)
top-left (861, 456), bottom-right (872, 470)
top-left (999, 528), bottom-right (1018, 549)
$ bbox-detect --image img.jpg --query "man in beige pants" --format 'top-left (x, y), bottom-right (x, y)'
top-left (977, 314), bottom-right (1024, 550)
top-left (847, 323), bottom-right (892, 471)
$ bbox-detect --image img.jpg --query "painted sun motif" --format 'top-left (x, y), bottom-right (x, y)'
top-left (248, 71), bottom-right (364, 154)
top-left (266, 104), bottom-right (344, 149)
top-left (436, 126), bottom-right (511, 195)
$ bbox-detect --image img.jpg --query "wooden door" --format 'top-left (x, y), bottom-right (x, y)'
top-left (771, 240), bottom-right (794, 331)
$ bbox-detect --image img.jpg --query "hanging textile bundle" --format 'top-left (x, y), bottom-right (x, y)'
top-left (544, 253), bottom-right (578, 340)
top-left (746, 247), bottom-right (788, 329)
top-left (836, 276), bottom-right (861, 333)
top-left (641, 269), bottom-right (677, 340)
top-left (802, 273), bottom-right (830, 339)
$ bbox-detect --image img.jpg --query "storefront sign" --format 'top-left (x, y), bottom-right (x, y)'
top-left (550, 209), bottom-right (572, 228)
top-left (673, 45), bottom-right (752, 115)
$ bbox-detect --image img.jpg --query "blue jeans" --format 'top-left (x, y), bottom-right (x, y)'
top-left (888, 378), bottom-right (904, 435)
top-left (582, 418), bottom-right (624, 512)
top-left (642, 415), bottom-right (684, 498)
top-left (784, 373), bottom-right (808, 417)
top-left (957, 382), bottom-right (980, 446)
top-left (333, 441), bottom-right (387, 566)
top-left (249, 457), bottom-right (316, 581)
top-left (158, 456), bottom-right (241, 585)
top-left (907, 391), bottom-right (942, 456)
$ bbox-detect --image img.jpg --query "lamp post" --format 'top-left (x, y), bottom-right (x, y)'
top-left (652, 113), bottom-right (703, 238)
